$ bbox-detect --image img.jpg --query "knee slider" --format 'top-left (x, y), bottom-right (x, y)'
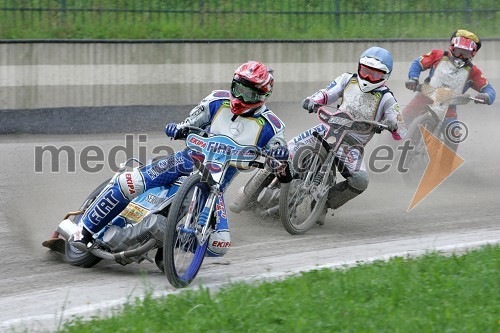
top-left (117, 169), bottom-right (145, 200)
top-left (206, 231), bottom-right (231, 257)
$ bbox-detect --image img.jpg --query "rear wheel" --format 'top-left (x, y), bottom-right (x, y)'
top-left (279, 145), bottom-right (329, 235)
top-left (164, 174), bottom-right (211, 288)
top-left (65, 179), bottom-right (111, 267)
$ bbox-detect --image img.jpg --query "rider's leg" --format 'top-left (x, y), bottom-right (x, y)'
top-left (325, 145), bottom-right (369, 210)
top-left (72, 150), bottom-right (194, 250)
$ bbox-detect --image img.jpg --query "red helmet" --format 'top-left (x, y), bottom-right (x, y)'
top-left (230, 61), bottom-right (274, 116)
top-left (449, 29), bottom-right (481, 61)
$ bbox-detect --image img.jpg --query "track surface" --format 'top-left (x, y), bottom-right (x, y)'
top-left (1, 102), bottom-right (499, 332)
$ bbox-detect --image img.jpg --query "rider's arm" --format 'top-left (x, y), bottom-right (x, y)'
top-left (258, 111), bottom-right (292, 183)
top-left (408, 49), bottom-right (445, 80)
top-left (380, 94), bottom-right (408, 140)
top-left (468, 67), bottom-right (496, 105)
top-left (305, 73), bottom-right (350, 106)
top-left (177, 90), bottom-right (231, 128)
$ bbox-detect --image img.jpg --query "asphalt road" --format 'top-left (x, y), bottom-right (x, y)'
top-left (0, 101), bottom-right (499, 332)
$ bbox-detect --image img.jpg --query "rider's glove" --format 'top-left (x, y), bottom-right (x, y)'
top-left (165, 123), bottom-right (180, 140)
top-left (381, 118), bottom-right (398, 133)
top-left (269, 145), bottom-right (289, 161)
top-left (474, 93), bottom-right (490, 104)
top-left (405, 78), bottom-right (419, 91)
top-left (302, 98), bottom-right (319, 113)
top-left (451, 94), bottom-right (471, 105)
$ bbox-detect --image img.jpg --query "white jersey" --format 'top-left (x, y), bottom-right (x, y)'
top-left (306, 73), bottom-right (407, 146)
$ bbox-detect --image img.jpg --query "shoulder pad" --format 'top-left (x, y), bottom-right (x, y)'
top-left (261, 110), bottom-right (285, 133)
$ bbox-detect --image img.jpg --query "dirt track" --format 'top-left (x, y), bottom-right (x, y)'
top-left (0, 101), bottom-right (499, 332)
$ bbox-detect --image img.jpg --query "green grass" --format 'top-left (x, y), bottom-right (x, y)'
top-left (53, 244), bottom-right (499, 333)
top-left (0, 0), bottom-right (499, 39)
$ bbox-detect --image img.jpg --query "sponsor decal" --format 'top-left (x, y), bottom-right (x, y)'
top-left (146, 194), bottom-right (165, 205)
top-left (119, 202), bottom-right (148, 223)
top-left (205, 141), bottom-right (258, 158)
top-left (229, 121), bottom-right (244, 135)
top-left (215, 192), bottom-right (227, 219)
top-left (326, 80), bottom-right (337, 90)
top-left (190, 105), bottom-right (205, 117)
top-left (88, 190), bottom-right (120, 225)
top-left (188, 136), bottom-right (207, 149)
top-left (293, 124), bottom-right (325, 144)
top-left (205, 162), bottom-right (222, 173)
top-left (266, 114), bottom-right (283, 129)
top-left (211, 240), bottom-right (231, 248)
top-left (146, 155), bottom-right (184, 180)
top-left (213, 91), bottom-right (230, 98)
top-left (125, 173), bottom-right (136, 195)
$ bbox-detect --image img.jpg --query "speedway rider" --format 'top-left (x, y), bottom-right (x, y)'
top-left (71, 61), bottom-right (290, 257)
top-left (402, 29), bottom-right (496, 149)
top-left (297, 46), bottom-right (407, 222)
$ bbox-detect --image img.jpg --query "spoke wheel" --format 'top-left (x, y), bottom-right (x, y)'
top-left (279, 145), bottom-right (330, 235)
top-left (403, 114), bottom-right (438, 185)
top-left (164, 174), bottom-right (210, 288)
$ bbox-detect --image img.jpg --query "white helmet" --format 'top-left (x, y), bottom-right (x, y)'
top-left (357, 47), bottom-right (393, 92)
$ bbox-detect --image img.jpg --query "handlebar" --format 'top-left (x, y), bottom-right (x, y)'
top-left (415, 83), bottom-right (483, 104)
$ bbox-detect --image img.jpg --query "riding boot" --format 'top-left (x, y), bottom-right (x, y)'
top-left (326, 180), bottom-right (364, 210)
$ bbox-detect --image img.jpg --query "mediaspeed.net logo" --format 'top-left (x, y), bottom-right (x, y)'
top-left (408, 121), bottom-right (468, 211)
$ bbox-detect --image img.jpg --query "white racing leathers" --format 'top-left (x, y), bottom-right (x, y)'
top-left (289, 73), bottom-right (407, 210)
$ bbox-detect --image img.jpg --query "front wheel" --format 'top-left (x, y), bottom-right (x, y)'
top-left (164, 174), bottom-right (211, 288)
top-left (279, 144), bottom-right (329, 235)
top-left (403, 114), bottom-right (438, 184)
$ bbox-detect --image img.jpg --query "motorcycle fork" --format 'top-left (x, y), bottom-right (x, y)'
top-left (194, 189), bottom-right (217, 246)
top-left (316, 152), bottom-right (336, 198)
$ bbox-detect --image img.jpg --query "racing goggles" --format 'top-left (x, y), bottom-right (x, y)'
top-left (451, 47), bottom-right (473, 60)
top-left (358, 64), bottom-right (387, 83)
top-left (451, 36), bottom-right (476, 60)
top-left (230, 80), bottom-right (270, 104)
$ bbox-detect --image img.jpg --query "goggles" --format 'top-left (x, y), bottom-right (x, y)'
top-left (358, 64), bottom-right (387, 83)
top-left (230, 80), bottom-right (270, 104)
top-left (451, 47), bottom-right (473, 60)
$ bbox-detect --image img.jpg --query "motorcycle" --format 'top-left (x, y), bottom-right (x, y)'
top-left (162, 131), bottom-right (281, 287)
top-left (42, 127), bottom-right (273, 288)
top-left (278, 107), bottom-right (389, 234)
top-left (402, 83), bottom-right (480, 183)
top-left (229, 124), bottom-right (326, 219)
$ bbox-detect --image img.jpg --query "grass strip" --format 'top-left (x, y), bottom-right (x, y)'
top-left (54, 244), bottom-right (499, 333)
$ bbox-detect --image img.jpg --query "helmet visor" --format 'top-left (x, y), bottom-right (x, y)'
top-left (358, 64), bottom-right (386, 83)
top-left (231, 80), bottom-right (269, 104)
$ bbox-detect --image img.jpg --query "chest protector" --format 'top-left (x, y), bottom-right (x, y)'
top-left (209, 102), bottom-right (265, 146)
top-left (340, 78), bottom-right (383, 121)
top-left (429, 55), bottom-right (470, 95)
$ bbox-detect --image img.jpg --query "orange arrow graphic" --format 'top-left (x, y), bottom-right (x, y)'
top-left (408, 125), bottom-right (464, 211)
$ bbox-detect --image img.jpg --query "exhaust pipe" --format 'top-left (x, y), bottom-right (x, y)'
top-left (90, 238), bottom-right (157, 261)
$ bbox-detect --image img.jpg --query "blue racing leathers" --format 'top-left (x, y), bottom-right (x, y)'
top-left (79, 90), bottom-right (286, 256)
